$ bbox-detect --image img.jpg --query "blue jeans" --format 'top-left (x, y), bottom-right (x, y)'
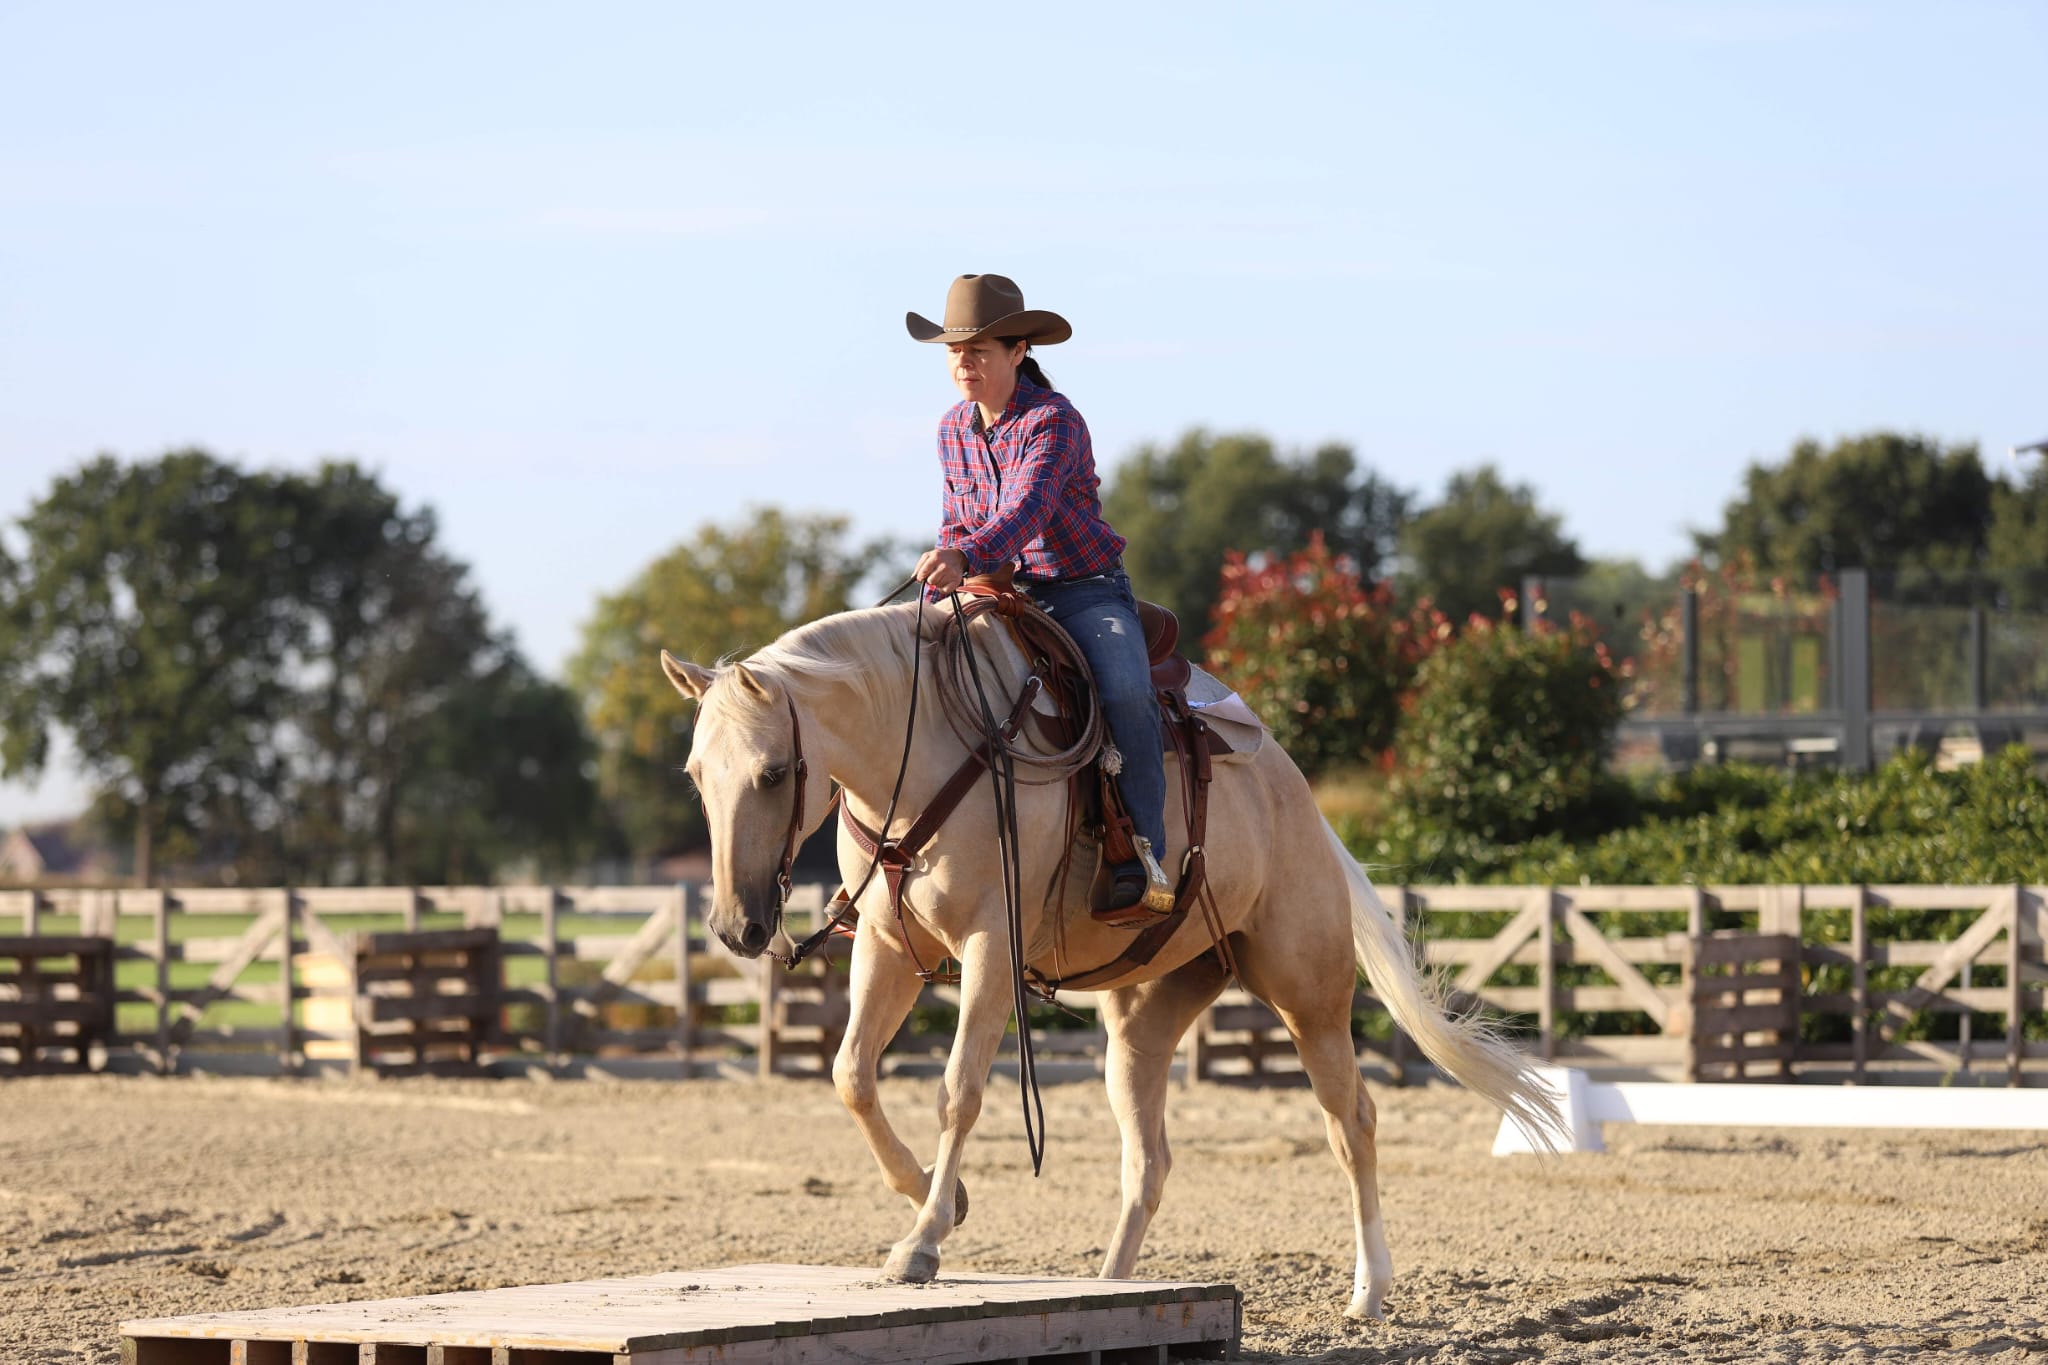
top-left (1019, 568), bottom-right (1167, 855)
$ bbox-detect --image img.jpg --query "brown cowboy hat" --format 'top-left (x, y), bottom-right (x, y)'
top-left (905, 273), bottom-right (1071, 346)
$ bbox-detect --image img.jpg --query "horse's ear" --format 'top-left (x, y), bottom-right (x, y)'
top-left (660, 650), bottom-right (716, 700)
top-left (730, 662), bottom-right (776, 704)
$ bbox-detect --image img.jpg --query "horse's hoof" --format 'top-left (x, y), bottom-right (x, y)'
top-left (1345, 1291), bottom-right (1386, 1322)
top-left (882, 1245), bottom-right (941, 1283)
top-left (952, 1178), bottom-right (969, 1229)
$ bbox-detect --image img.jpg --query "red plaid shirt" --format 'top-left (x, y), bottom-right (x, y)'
top-left (936, 379), bottom-right (1127, 578)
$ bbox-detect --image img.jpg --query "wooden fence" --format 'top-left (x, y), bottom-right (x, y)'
top-left (0, 883), bottom-right (2041, 1085)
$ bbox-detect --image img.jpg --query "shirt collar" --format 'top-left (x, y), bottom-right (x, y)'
top-left (970, 378), bottom-right (1045, 436)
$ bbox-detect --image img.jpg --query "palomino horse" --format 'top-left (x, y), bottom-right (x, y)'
top-left (661, 599), bottom-right (1553, 1320)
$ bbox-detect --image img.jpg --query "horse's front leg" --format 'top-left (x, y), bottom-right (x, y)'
top-left (881, 926), bottom-right (1009, 1283)
top-left (832, 921), bottom-right (947, 1210)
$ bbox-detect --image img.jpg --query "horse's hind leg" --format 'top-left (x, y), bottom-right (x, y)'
top-left (1098, 955), bottom-right (1229, 1279)
top-left (1236, 941), bottom-right (1393, 1320)
top-left (833, 923), bottom-right (955, 1215)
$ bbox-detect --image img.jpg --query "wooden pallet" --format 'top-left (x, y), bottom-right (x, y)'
top-left (326, 928), bottom-right (502, 1075)
top-left (1689, 931), bottom-right (1801, 1082)
top-left (0, 934), bottom-right (116, 1072)
top-left (120, 1264), bottom-right (1241, 1364)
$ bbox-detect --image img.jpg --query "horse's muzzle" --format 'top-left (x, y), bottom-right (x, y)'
top-left (708, 888), bottom-right (780, 959)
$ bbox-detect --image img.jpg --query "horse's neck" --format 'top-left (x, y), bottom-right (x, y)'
top-left (798, 611), bottom-right (1028, 829)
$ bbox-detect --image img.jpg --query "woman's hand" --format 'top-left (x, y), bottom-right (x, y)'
top-left (914, 547), bottom-right (969, 593)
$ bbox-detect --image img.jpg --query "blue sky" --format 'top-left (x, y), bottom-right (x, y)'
top-left (3, 2), bottom-right (2044, 823)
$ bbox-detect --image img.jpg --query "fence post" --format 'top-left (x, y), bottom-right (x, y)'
top-left (1680, 587), bottom-right (1700, 716)
top-left (151, 889), bottom-right (172, 1076)
top-left (1850, 886), bottom-right (1868, 1086)
top-left (1537, 889), bottom-right (1557, 1062)
top-left (1837, 569), bottom-right (1872, 772)
top-left (542, 888), bottom-right (562, 1072)
top-left (1389, 886), bottom-right (1411, 1086)
top-left (759, 959), bottom-right (780, 1080)
top-left (674, 882), bottom-right (696, 1078)
top-left (279, 889), bottom-right (299, 1076)
top-left (1969, 606), bottom-right (1989, 715)
top-left (2009, 885), bottom-right (2027, 1089)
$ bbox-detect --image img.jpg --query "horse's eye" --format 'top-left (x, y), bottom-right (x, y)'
top-left (760, 766), bottom-right (787, 788)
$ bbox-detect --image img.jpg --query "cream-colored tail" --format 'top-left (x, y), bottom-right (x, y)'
top-left (1325, 822), bottom-right (1560, 1150)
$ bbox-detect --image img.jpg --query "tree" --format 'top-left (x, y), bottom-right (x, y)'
top-left (568, 507), bottom-right (883, 861)
top-left (1987, 458), bottom-right (2048, 608)
top-left (1203, 534), bottom-right (1446, 776)
top-left (1697, 431), bottom-right (1996, 577)
top-left (0, 452), bottom-right (602, 886)
top-left (0, 452), bottom-right (307, 884)
top-left (393, 658), bottom-right (599, 883)
top-left (1101, 430), bottom-right (1410, 634)
top-left (1400, 464), bottom-right (1586, 625)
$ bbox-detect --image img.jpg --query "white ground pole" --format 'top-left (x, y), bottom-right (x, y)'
top-left (1493, 1066), bottom-right (2048, 1156)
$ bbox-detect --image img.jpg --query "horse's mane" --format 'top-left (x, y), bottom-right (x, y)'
top-left (728, 601), bottom-right (924, 721)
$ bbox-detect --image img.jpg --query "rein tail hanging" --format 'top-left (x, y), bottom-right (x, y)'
top-left (944, 587), bottom-right (1048, 1177)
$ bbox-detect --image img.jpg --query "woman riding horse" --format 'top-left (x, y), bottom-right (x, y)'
top-left (907, 273), bottom-right (1173, 919)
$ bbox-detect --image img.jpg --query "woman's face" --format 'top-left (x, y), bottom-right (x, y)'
top-left (945, 337), bottom-right (1026, 405)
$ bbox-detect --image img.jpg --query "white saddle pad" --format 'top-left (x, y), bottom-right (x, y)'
top-left (1183, 664), bottom-right (1266, 761)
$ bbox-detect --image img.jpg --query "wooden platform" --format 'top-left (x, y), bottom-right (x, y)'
top-left (120, 1264), bottom-right (1241, 1365)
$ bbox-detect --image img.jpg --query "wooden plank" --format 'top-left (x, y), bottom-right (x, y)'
top-left (1536, 890), bottom-right (1556, 1060)
top-left (1405, 886), bottom-right (1540, 911)
top-left (542, 889), bottom-right (561, 1067)
top-left (1559, 906), bottom-right (1672, 1031)
top-left (0, 999), bottom-right (110, 1024)
top-left (1693, 933), bottom-right (1799, 969)
top-left (1693, 1003), bottom-right (1797, 1036)
top-left (353, 928), bottom-right (496, 957)
top-left (122, 1266), bottom-right (1241, 1358)
top-left (1861, 886), bottom-right (2012, 911)
top-left (151, 891), bottom-right (173, 1075)
top-left (170, 901), bottom-right (287, 1046)
top-left (579, 900), bottom-right (680, 1034)
top-left (1452, 893), bottom-right (1546, 996)
top-left (675, 884), bottom-right (696, 1077)
top-left (759, 962), bottom-right (780, 1079)
top-left (1559, 886), bottom-right (1703, 911)
top-left (361, 992), bottom-right (493, 1024)
top-left (0, 934), bottom-right (118, 955)
top-left (2011, 885), bottom-right (2031, 1089)
top-left (1876, 891), bottom-right (2015, 1046)
top-left (1695, 971), bottom-right (1798, 998)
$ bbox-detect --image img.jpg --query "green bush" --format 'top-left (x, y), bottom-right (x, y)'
top-left (1388, 608), bottom-right (1626, 846)
top-left (1345, 746), bottom-right (2048, 887)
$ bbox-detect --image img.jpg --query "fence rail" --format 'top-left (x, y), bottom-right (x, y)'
top-left (0, 882), bottom-right (2041, 1085)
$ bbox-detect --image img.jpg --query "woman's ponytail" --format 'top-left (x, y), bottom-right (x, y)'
top-left (1001, 337), bottom-right (1055, 392)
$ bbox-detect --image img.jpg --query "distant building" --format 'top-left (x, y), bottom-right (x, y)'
top-left (0, 820), bottom-right (121, 884)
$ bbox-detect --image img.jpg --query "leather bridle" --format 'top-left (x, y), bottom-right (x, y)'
top-left (772, 695), bottom-right (835, 910)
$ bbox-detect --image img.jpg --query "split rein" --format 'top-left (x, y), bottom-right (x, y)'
top-left (762, 573), bottom-right (1078, 1174)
